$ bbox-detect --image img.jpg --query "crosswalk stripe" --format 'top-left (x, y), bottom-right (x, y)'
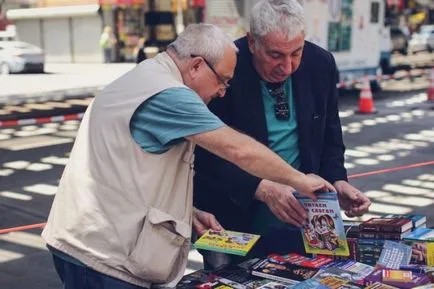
top-left (66, 99), bottom-right (92, 106)
top-left (44, 101), bottom-right (72, 108)
top-left (4, 105), bottom-right (31, 113)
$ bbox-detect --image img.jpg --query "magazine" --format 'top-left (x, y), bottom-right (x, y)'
top-left (294, 191), bottom-right (349, 256)
top-left (193, 230), bottom-right (260, 256)
top-left (250, 258), bottom-right (318, 284)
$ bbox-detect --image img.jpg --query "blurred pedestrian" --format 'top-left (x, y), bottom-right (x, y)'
top-left (42, 23), bottom-right (333, 289)
top-left (100, 26), bottom-right (117, 63)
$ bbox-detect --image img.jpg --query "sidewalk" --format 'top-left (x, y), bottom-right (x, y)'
top-left (0, 63), bottom-right (135, 105)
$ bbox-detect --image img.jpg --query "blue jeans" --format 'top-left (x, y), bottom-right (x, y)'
top-left (52, 254), bottom-right (147, 289)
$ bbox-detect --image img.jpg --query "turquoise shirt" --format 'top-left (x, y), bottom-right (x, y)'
top-left (130, 87), bottom-right (225, 153)
top-left (253, 77), bottom-right (301, 235)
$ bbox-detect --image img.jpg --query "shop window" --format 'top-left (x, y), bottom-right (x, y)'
top-left (327, 0), bottom-right (353, 52)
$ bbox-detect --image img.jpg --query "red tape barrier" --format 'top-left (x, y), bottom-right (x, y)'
top-left (0, 113), bottom-right (84, 128)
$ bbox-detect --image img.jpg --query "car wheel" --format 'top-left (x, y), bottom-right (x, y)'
top-left (0, 63), bottom-right (10, 75)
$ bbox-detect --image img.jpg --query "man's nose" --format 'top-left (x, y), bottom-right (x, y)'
top-left (279, 57), bottom-right (293, 75)
top-left (217, 88), bottom-right (226, 98)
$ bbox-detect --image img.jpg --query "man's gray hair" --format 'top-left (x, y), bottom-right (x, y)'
top-left (250, 0), bottom-right (305, 42)
top-left (168, 23), bottom-right (238, 66)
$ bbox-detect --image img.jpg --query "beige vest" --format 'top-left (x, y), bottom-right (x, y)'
top-left (42, 53), bottom-right (196, 288)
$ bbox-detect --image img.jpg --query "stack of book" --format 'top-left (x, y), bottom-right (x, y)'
top-left (358, 217), bottom-right (413, 265)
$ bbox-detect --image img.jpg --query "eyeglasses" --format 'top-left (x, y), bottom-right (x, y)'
top-left (191, 54), bottom-right (230, 89)
top-left (266, 82), bottom-right (289, 121)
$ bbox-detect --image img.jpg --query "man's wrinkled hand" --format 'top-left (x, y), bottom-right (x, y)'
top-left (255, 180), bottom-right (308, 227)
top-left (192, 207), bottom-right (223, 236)
top-left (334, 180), bottom-right (371, 217)
top-left (293, 174), bottom-right (335, 200)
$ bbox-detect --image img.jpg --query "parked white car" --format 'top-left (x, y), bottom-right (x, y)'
top-left (0, 41), bottom-right (45, 74)
top-left (408, 25), bottom-right (434, 54)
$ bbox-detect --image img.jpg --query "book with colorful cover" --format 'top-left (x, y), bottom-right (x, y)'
top-left (404, 227), bottom-right (434, 241)
top-left (268, 253), bottom-right (333, 268)
top-left (255, 281), bottom-right (294, 289)
top-left (294, 191), bottom-right (349, 256)
top-left (403, 228), bottom-right (434, 266)
top-left (250, 258), bottom-right (319, 284)
top-left (382, 269), bottom-right (413, 283)
top-left (382, 214), bottom-right (426, 229)
top-left (360, 217), bottom-right (413, 233)
top-left (316, 276), bottom-right (364, 289)
top-left (193, 230), bottom-right (260, 256)
top-left (313, 267), bottom-right (363, 283)
top-left (364, 268), bottom-right (431, 289)
top-left (335, 260), bottom-right (375, 279)
top-left (290, 279), bottom-right (330, 289)
top-left (196, 280), bottom-right (238, 289)
top-left (364, 282), bottom-right (400, 289)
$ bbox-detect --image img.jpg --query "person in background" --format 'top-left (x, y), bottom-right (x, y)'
top-left (100, 26), bottom-right (117, 63)
top-left (193, 0), bottom-right (371, 269)
top-left (42, 23), bottom-right (334, 289)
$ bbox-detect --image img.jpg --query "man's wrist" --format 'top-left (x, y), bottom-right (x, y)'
top-left (254, 179), bottom-right (271, 202)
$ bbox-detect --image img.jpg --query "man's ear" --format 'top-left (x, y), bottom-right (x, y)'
top-left (190, 56), bottom-right (203, 73)
top-left (247, 32), bottom-right (256, 54)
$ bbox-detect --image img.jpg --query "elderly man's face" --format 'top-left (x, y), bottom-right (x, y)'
top-left (248, 31), bottom-right (305, 83)
top-left (193, 46), bottom-right (236, 104)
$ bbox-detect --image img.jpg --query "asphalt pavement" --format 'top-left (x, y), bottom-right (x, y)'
top-left (0, 55), bottom-right (434, 288)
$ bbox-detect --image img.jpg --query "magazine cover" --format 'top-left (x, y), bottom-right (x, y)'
top-left (294, 191), bottom-right (349, 256)
top-left (193, 230), bottom-right (260, 256)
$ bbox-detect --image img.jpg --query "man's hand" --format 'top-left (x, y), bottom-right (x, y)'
top-left (192, 207), bottom-right (223, 236)
top-left (334, 180), bottom-right (371, 217)
top-left (255, 180), bottom-right (308, 227)
top-left (293, 174), bottom-right (335, 200)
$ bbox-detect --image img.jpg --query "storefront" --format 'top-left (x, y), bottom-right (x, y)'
top-left (99, 0), bottom-right (146, 62)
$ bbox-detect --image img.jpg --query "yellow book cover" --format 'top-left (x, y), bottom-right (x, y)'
top-left (193, 230), bottom-right (260, 256)
top-left (382, 270), bottom-right (412, 283)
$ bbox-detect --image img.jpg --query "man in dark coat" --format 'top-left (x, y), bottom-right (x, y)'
top-left (193, 0), bottom-right (371, 268)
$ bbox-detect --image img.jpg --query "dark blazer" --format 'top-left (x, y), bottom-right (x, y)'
top-left (193, 36), bottom-right (347, 233)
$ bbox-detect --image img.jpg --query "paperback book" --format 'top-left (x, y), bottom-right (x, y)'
top-left (360, 217), bottom-right (412, 233)
top-left (294, 191), bottom-right (349, 256)
top-left (250, 258), bottom-right (318, 284)
top-left (193, 230), bottom-right (260, 256)
top-left (382, 214), bottom-right (426, 229)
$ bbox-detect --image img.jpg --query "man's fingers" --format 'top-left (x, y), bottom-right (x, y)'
top-left (273, 208), bottom-right (303, 227)
top-left (287, 194), bottom-right (308, 221)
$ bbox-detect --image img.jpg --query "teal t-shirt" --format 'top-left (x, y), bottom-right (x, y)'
top-left (130, 87), bottom-right (225, 153)
top-left (253, 77), bottom-right (301, 235)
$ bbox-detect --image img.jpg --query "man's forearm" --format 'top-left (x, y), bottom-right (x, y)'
top-left (187, 126), bottom-right (307, 190)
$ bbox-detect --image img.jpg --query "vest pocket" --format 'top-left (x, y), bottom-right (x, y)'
top-left (128, 207), bottom-right (191, 284)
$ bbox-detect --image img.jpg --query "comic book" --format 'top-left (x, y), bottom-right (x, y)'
top-left (193, 230), bottom-right (260, 256)
top-left (294, 191), bottom-right (349, 256)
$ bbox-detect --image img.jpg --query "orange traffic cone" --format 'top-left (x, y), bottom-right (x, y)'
top-left (427, 68), bottom-right (434, 102)
top-left (357, 76), bottom-right (376, 114)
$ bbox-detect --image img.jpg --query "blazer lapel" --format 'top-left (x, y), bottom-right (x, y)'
top-left (293, 59), bottom-right (313, 173)
top-left (240, 55), bottom-right (269, 146)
